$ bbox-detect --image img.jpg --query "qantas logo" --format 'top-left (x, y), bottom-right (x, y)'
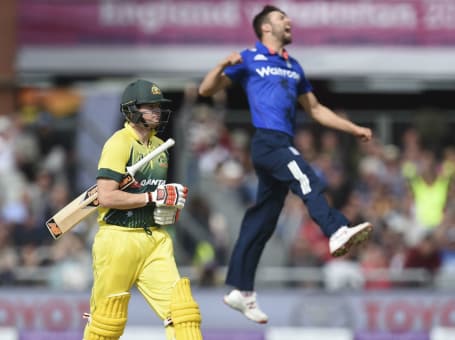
top-left (255, 66), bottom-right (300, 80)
top-left (140, 179), bottom-right (166, 186)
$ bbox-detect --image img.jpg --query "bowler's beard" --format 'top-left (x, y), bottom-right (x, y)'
top-left (283, 35), bottom-right (292, 45)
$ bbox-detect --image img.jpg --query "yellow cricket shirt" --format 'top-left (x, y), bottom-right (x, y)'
top-left (96, 123), bottom-right (169, 228)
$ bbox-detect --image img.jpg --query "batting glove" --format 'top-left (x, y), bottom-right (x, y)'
top-left (147, 183), bottom-right (188, 209)
top-left (154, 206), bottom-right (181, 226)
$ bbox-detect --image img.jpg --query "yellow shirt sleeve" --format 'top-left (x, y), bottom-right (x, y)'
top-left (98, 130), bottom-right (131, 179)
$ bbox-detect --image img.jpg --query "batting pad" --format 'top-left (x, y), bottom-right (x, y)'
top-left (84, 292), bottom-right (130, 340)
top-left (170, 278), bottom-right (203, 340)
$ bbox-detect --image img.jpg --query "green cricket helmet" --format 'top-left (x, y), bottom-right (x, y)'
top-left (120, 79), bottom-right (172, 132)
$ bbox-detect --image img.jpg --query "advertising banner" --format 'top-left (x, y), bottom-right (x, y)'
top-left (1, 289), bottom-right (455, 332)
top-left (13, 328), bottom-right (455, 340)
top-left (354, 331), bottom-right (429, 340)
top-left (18, 0), bottom-right (455, 46)
top-left (20, 330), bottom-right (83, 340)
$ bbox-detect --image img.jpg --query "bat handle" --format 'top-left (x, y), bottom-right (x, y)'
top-left (119, 174), bottom-right (133, 190)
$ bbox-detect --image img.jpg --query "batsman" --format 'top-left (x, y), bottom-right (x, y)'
top-left (83, 79), bottom-right (203, 340)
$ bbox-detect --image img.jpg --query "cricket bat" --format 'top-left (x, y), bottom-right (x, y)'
top-left (46, 138), bottom-right (175, 239)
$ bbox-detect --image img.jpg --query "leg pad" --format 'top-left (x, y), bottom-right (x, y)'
top-left (169, 278), bottom-right (203, 340)
top-left (84, 292), bottom-right (130, 340)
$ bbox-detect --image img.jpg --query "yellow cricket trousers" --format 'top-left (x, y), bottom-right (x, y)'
top-left (89, 226), bottom-right (180, 321)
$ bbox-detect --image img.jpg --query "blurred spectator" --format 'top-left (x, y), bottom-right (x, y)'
top-left (277, 193), bottom-right (306, 250)
top-left (382, 144), bottom-right (407, 199)
top-left (400, 127), bottom-right (422, 165)
top-left (352, 138), bottom-right (388, 218)
top-left (0, 115), bottom-right (28, 210)
top-left (324, 252), bottom-right (365, 291)
top-left (177, 193), bottom-right (228, 286)
top-left (319, 129), bottom-right (344, 170)
top-left (176, 82), bottom-right (231, 189)
top-left (23, 85), bottom-right (81, 196)
top-left (289, 205), bottom-right (332, 266)
top-left (434, 206), bottom-right (455, 289)
top-left (175, 81), bottom-right (201, 185)
top-left (402, 232), bottom-right (441, 287)
top-left (227, 129), bottom-right (257, 206)
top-left (25, 168), bottom-right (55, 229)
top-left (317, 152), bottom-right (351, 210)
top-left (0, 221), bottom-right (18, 285)
top-left (360, 242), bottom-right (391, 290)
top-left (414, 111), bottom-right (449, 153)
top-left (402, 149), bottom-right (454, 230)
top-left (383, 225), bottom-right (408, 273)
top-left (288, 211), bottom-right (328, 288)
top-left (192, 240), bottom-right (217, 286)
top-left (47, 232), bottom-right (91, 291)
top-left (17, 87), bottom-right (42, 125)
top-left (294, 127), bottom-right (318, 163)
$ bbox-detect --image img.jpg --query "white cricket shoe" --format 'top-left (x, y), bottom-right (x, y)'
top-left (329, 222), bottom-right (373, 257)
top-left (223, 289), bottom-right (268, 324)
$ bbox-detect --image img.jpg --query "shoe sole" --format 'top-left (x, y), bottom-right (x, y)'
top-left (331, 222), bottom-right (373, 257)
top-left (223, 296), bottom-right (268, 324)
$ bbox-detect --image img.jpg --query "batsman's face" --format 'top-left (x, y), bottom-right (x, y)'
top-left (138, 103), bottom-right (161, 128)
top-left (269, 11), bottom-right (292, 45)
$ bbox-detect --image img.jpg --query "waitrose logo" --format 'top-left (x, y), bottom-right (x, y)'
top-left (255, 66), bottom-right (300, 80)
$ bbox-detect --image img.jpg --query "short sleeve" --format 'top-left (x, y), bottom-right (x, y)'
top-left (223, 50), bottom-right (248, 83)
top-left (97, 133), bottom-right (131, 182)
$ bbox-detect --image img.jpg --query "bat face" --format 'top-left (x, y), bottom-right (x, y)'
top-left (46, 184), bottom-right (99, 239)
top-left (45, 175), bottom-right (135, 239)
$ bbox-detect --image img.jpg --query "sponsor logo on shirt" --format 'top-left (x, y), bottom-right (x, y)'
top-left (140, 179), bottom-right (166, 186)
top-left (255, 66), bottom-right (300, 80)
top-left (253, 54), bottom-right (268, 61)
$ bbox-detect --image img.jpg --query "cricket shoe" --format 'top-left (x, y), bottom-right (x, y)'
top-left (223, 289), bottom-right (268, 324)
top-left (329, 222), bottom-right (373, 257)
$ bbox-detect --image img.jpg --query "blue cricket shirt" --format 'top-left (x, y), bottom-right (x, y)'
top-left (224, 41), bottom-right (313, 137)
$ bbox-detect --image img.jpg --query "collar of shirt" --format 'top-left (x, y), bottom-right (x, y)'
top-left (255, 41), bottom-right (289, 60)
top-left (124, 122), bottom-right (155, 144)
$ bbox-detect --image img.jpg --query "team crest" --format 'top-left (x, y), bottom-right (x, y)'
top-left (151, 85), bottom-right (161, 95)
top-left (158, 154), bottom-right (168, 167)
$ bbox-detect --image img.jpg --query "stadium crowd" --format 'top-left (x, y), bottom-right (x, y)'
top-left (0, 83), bottom-right (454, 291)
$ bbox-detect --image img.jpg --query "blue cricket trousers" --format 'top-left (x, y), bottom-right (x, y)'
top-left (225, 128), bottom-right (350, 290)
